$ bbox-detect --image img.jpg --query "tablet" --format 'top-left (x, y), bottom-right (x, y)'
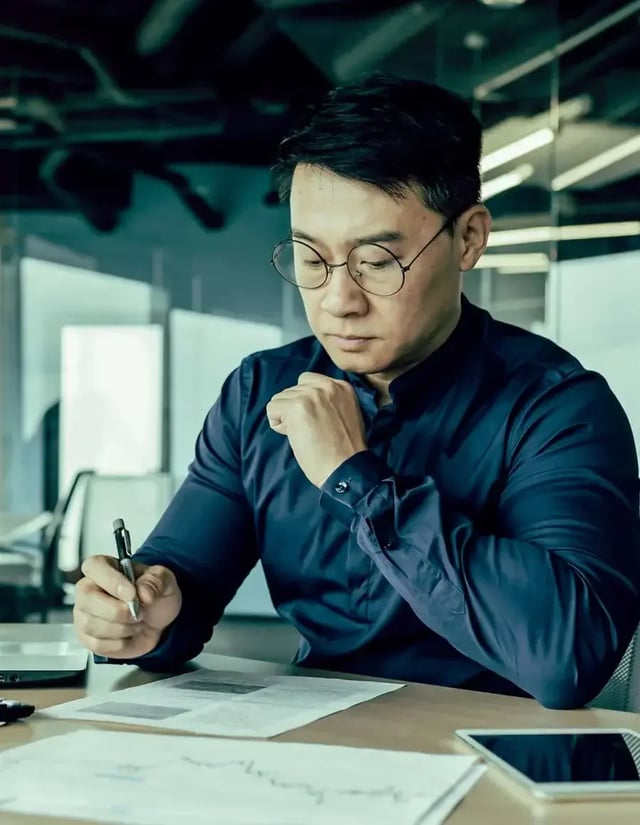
top-left (455, 728), bottom-right (640, 801)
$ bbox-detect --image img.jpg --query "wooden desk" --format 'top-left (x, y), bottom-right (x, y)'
top-left (1, 653), bottom-right (640, 824)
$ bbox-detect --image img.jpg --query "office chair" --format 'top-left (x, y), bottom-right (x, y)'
top-left (589, 625), bottom-right (640, 713)
top-left (66, 472), bottom-right (175, 582)
top-left (592, 492), bottom-right (640, 711)
top-left (0, 469), bottom-right (95, 622)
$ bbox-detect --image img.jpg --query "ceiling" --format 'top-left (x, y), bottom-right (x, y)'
top-left (0, 0), bottom-right (638, 233)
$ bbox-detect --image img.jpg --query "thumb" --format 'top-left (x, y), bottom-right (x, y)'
top-left (136, 565), bottom-right (176, 605)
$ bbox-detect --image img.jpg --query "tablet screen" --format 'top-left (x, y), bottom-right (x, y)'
top-left (468, 732), bottom-right (640, 784)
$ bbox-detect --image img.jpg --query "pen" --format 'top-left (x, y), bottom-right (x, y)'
top-left (112, 518), bottom-right (140, 621)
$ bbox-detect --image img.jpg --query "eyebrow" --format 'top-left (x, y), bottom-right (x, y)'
top-left (291, 228), bottom-right (407, 246)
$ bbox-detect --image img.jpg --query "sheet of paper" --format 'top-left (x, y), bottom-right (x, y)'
top-left (42, 668), bottom-right (404, 737)
top-left (0, 729), bottom-right (484, 825)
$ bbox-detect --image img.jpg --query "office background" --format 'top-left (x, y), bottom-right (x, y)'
top-left (0, 0), bottom-right (638, 660)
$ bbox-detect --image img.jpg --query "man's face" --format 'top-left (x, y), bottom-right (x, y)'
top-left (289, 164), bottom-right (484, 382)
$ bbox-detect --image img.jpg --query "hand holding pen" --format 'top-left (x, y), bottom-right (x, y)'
top-left (112, 518), bottom-right (140, 621)
top-left (72, 520), bottom-right (183, 660)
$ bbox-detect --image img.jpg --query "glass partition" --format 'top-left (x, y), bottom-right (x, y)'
top-left (0, 0), bottom-right (638, 621)
top-left (549, 4), bottom-right (640, 455)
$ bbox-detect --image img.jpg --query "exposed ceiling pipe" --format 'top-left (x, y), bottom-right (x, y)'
top-left (59, 88), bottom-right (219, 113)
top-left (474, 0), bottom-right (640, 100)
top-left (136, 0), bottom-right (202, 56)
top-left (332, 1), bottom-right (450, 81)
top-left (0, 23), bottom-right (132, 105)
top-left (10, 119), bottom-right (225, 150)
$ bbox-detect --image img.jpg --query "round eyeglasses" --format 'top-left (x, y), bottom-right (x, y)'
top-left (270, 216), bottom-right (455, 297)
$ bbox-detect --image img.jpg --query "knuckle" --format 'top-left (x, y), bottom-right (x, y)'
top-left (116, 603), bottom-right (135, 624)
top-left (107, 638), bottom-right (128, 656)
top-left (72, 605), bottom-right (86, 631)
top-left (75, 576), bottom-right (89, 597)
top-left (90, 637), bottom-right (111, 656)
top-left (77, 612), bottom-right (96, 636)
top-left (80, 556), bottom-right (94, 578)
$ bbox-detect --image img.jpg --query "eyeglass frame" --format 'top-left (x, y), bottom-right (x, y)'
top-left (270, 212), bottom-right (459, 297)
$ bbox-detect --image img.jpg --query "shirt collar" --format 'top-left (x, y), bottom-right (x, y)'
top-left (345, 295), bottom-right (481, 408)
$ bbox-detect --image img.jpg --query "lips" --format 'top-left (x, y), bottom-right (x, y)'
top-left (327, 334), bottom-right (372, 340)
top-left (327, 334), bottom-right (375, 351)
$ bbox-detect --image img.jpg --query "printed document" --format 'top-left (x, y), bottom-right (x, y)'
top-left (42, 668), bottom-right (404, 737)
top-left (0, 729), bottom-right (484, 825)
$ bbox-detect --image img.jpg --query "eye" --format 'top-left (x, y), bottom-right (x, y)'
top-left (362, 258), bottom-right (393, 269)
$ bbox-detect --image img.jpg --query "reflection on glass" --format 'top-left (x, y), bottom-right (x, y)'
top-left (473, 732), bottom-right (640, 783)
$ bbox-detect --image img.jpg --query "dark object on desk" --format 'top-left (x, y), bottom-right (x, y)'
top-left (0, 699), bottom-right (35, 724)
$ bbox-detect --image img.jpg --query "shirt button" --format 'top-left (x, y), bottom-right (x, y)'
top-left (383, 540), bottom-right (396, 550)
top-left (334, 480), bottom-right (350, 494)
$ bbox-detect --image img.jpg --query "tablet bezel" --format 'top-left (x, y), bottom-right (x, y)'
top-left (455, 727), bottom-right (640, 801)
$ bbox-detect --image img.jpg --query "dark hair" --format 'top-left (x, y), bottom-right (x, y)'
top-left (272, 73), bottom-right (482, 220)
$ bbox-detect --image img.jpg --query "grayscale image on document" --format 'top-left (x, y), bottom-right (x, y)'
top-left (41, 669), bottom-right (404, 737)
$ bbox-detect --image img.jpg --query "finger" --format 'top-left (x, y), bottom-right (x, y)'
top-left (74, 609), bottom-right (142, 641)
top-left (136, 565), bottom-right (177, 605)
top-left (81, 554), bottom-right (141, 602)
top-left (75, 578), bottom-right (138, 624)
top-left (79, 635), bottom-right (140, 659)
top-left (297, 371), bottom-right (335, 387)
top-left (268, 386), bottom-right (306, 406)
top-left (265, 398), bottom-right (286, 430)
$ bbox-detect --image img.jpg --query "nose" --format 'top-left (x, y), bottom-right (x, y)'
top-left (319, 263), bottom-right (369, 317)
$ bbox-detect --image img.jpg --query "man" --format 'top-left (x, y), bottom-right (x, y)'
top-left (74, 74), bottom-right (640, 709)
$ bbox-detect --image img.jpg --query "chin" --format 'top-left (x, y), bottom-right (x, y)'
top-left (323, 341), bottom-right (392, 375)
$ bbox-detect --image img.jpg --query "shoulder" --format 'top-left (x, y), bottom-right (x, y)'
top-left (480, 308), bottom-right (583, 384)
top-left (475, 309), bottom-right (636, 474)
top-left (474, 305), bottom-right (609, 411)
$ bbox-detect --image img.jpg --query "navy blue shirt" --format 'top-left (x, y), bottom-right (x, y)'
top-left (134, 297), bottom-right (640, 708)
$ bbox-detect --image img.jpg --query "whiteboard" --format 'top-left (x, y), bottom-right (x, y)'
top-left (59, 325), bottom-right (164, 491)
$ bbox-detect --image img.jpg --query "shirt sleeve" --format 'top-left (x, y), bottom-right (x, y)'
top-left (118, 360), bottom-right (259, 670)
top-left (319, 369), bottom-right (640, 709)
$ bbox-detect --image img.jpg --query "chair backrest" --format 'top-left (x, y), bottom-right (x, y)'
top-left (44, 468), bottom-right (95, 591)
top-left (79, 473), bottom-right (175, 562)
top-left (589, 625), bottom-right (640, 712)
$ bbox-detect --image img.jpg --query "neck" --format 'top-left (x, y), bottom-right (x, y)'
top-left (365, 303), bottom-right (462, 407)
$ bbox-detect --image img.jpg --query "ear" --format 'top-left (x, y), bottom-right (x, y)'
top-left (456, 205), bottom-right (492, 272)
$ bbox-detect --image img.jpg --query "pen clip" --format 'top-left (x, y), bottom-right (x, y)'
top-left (112, 518), bottom-right (132, 560)
top-left (121, 525), bottom-right (132, 558)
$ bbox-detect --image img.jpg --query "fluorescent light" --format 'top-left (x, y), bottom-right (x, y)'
top-left (482, 163), bottom-right (534, 200)
top-left (477, 253), bottom-right (549, 272)
top-left (551, 133), bottom-right (640, 190)
top-left (488, 221), bottom-right (640, 247)
top-left (481, 128), bottom-right (554, 174)
top-left (478, 0), bottom-right (528, 6)
top-left (480, 96), bottom-right (591, 176)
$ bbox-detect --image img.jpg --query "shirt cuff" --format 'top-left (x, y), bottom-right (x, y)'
top-left (319, 450), bottom-right (391, 526)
